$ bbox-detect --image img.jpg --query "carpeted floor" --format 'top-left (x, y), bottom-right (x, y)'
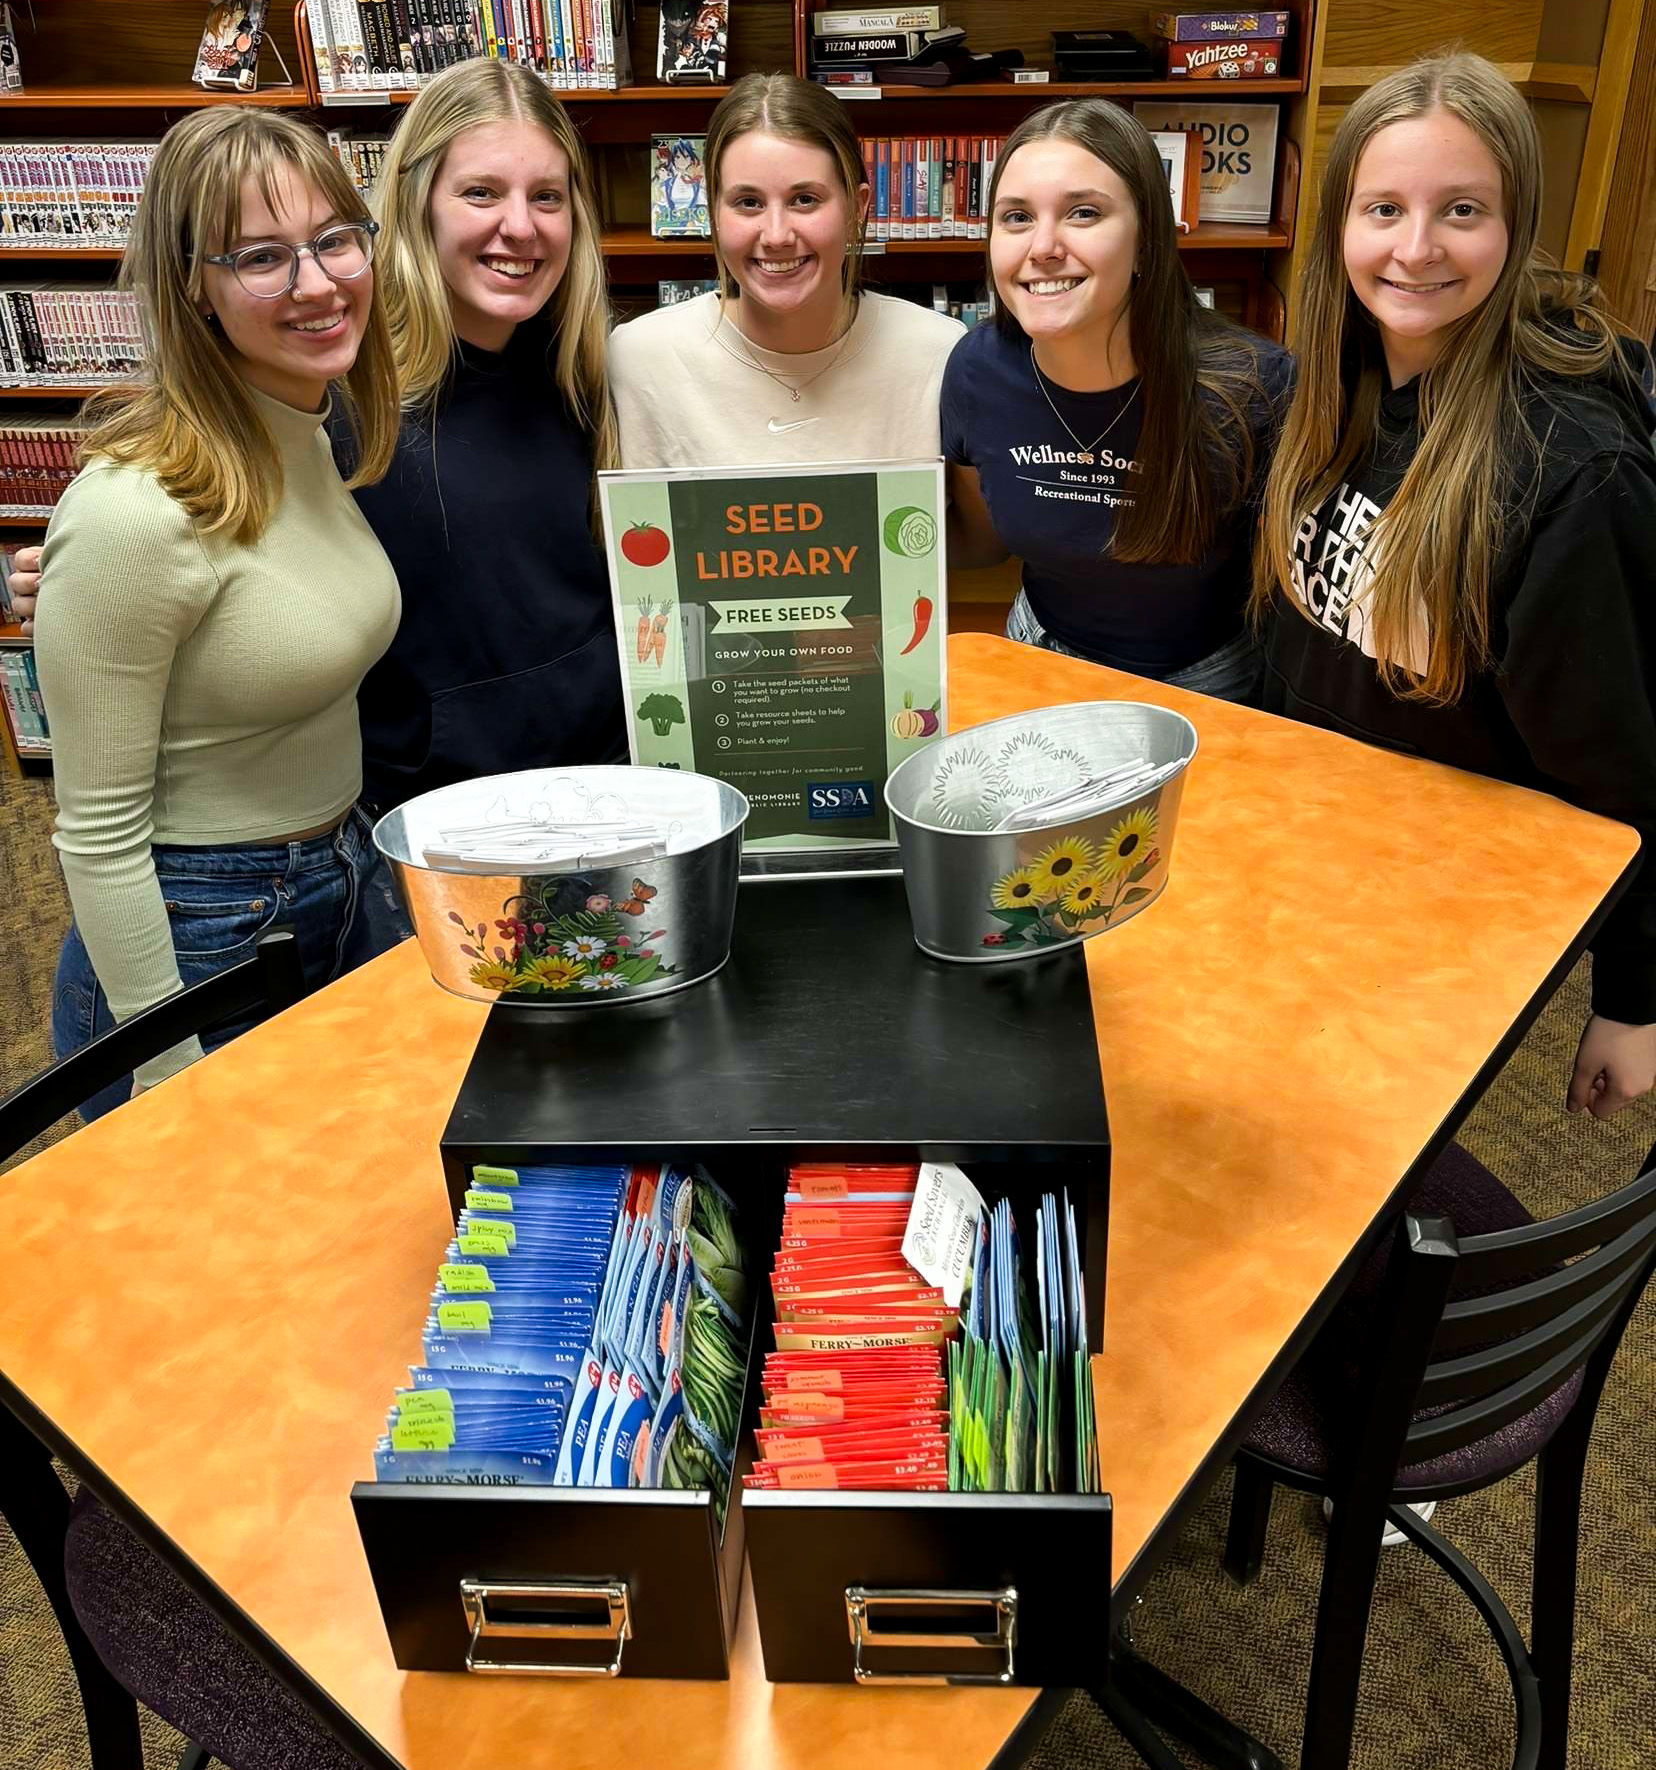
top-left (2, 758), bottom-right (1653, 1770)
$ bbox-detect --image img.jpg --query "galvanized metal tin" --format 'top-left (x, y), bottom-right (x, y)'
top-left (373, 768), bottom-right (750, 1006)
top-left (883, 701), bottom-right (1199, 963)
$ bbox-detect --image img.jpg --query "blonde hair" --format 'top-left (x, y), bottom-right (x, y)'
top-left (1254, 50), bottom-right (1631, 703)
top-left (703, 73), bottom-right (869, 329)
top-left (374, 58), bottom-right (616, 470)
top-left (990, 100), bottom-right (1271, 565)
top-left (80, 107), bottom-right (399, 544)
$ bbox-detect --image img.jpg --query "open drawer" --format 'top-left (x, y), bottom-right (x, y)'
top-left (743, 1489), bottom-right (1112, 1686)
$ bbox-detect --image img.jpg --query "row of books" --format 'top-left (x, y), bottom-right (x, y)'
top-left (0, 288), bottom-right (141, 387)
top-left (325, 130), bottom-right (393, 202)
top-left (304, 0), bottom-right (634, 96)
top-left (0, 644), bottom-right (48, 753)
top-left (0, 143), bottom-right (156, 250)
top-left (863, 135), bottom-right (1004, 242)
top-left (0, 418), bottom-right (82, 511)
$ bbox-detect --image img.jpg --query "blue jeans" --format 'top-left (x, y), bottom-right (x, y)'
top-left (357, 846), bottom-right (415, 954)
top-left (1006, 588), bottom-right (1266, 707)
top-left (50, 807), bottom-right (380, 1122)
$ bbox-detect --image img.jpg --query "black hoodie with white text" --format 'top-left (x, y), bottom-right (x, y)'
top-left (1265, 340), bottom-right (1656, 1023)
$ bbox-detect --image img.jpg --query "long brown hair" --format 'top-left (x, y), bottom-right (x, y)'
top-left (988, 99), bottom-right (1268, 566)
top-left (80, 107), bottom-right (400, 543)
top-left (375, 57), bottom-right (616, 469)
top-left (1253, 50), bottom-right (1630, 703)
top-left (703, 72), bottom-right (870, 328)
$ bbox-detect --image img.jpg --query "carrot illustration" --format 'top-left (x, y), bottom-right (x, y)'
top-left (898, 593), bottom-right (933, 656)
top-left (651, 605), bottom-right (671, 666)
top-left (635, 598), bottom-right (653, 663)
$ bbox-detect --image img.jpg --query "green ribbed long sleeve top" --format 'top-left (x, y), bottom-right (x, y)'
top-left (34, 388), bottom-right (399, 1086)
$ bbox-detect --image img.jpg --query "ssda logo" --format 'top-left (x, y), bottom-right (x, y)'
top-left (806, 780), bottom-right (877, 819)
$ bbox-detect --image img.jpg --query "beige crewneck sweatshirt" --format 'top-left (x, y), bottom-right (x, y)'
top-left (34, 387), bottom-right (399, 1086)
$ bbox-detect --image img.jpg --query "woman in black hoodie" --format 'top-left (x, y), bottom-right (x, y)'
top-left (1254, 50), bottom-right (1656, 1119)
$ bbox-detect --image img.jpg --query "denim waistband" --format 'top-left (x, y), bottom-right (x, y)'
top-left (151, 805), bottom-right (371, 880)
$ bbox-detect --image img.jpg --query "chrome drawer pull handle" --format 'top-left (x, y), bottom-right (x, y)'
top-left (460, 1578), bottom-right (631, 1677)
top-left (844, 1585), bottom-right (1017, 1686)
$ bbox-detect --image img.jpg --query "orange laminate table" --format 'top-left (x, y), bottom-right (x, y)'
top-left (0, 633), bottom-right (1638, 1770)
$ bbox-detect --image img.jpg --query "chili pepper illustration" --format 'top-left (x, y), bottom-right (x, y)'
top-left (898, 592), bottom-right (934, 656)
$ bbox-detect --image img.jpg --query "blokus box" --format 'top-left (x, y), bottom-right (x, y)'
top-left (1152, 11), bottom-right (1291, 40)
top-left (1166, 38), bottom-right (1284, 77)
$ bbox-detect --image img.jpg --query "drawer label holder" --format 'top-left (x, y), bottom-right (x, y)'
top-left (459, 1578), bottom-right (633, 1677)
top-left (843, 1585), bottom-right (1017, 1685)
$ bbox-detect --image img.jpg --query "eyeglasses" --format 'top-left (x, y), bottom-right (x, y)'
top-left (200, 219), bottom-right (379, 299)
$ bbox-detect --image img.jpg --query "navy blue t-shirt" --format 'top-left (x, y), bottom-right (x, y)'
top-left (941, 320), bottom-right (1293, 674)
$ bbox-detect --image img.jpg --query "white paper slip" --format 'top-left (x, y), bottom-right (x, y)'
top-left (902, 1161), bottom-right (988, 1309)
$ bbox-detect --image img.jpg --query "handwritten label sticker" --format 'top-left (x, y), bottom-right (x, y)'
top-left (902, 1162), bottom-right (986, 1309)
top-left (766, 1436), bottom-right (826, 1464)
top-left (797, 1174), bottom-right (849, 1202)
top-left (788, 1210), bottom-right (843, 1237)
top-left (465, 1189), bottom-right (513, 1213)
top-left (472, 1165), bottom-right (518, 1187)
top-left (785, 1369), bottom-right (842, 1392)
top-left (458, 1229), bottom-right (510, 1256)
top-left (438, 1263), bottom-right (495, 1292)
top-left (437, 1301), bottom-right (492, 1332)
top-left (396, 1390), bottom-right (454, 1419)
top-left (391, 1419), bottom-right (455, 1452)
top-left (769, 1393), bottom-right (844, 1420)
top-left (777, 1462), bottom-right (837, 1489)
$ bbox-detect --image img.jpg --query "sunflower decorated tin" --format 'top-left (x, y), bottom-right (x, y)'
top-left (882, 701), bottom-right (1198, 962)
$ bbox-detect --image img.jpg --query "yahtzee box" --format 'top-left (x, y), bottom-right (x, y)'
top-left (1131, 100), bottom-right (1279, 224)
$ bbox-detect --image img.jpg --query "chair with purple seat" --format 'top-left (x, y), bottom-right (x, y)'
top-left (1, 930), bottom-right (365, 1770)
top-left (1220, 1140), bottom-right (1656, 1770)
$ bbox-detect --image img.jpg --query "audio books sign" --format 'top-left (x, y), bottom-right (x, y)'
top-left (598, 460), bottom-right (947, 854)
top-left (1132, 100), bottom-right (1279, 224)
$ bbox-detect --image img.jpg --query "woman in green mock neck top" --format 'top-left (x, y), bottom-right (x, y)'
top-left (32, 105), bottom-right (403, 1121)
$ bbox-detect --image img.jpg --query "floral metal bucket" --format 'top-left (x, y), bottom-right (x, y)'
top-left (373, 767), bottom-right (749, 1005)
top-left (883, 701), bottom-right (1198, 963)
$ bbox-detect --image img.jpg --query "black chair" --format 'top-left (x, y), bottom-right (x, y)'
top-left (1218, 1140), bottom-right (1656, 1770)
top-left (0, 931), bottom-right (359, 1770)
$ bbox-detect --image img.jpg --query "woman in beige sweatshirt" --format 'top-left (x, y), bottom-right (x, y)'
top-left (34, 107), bottom-right (402, 1118)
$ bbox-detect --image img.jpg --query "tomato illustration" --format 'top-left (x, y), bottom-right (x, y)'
top-left (620, 521), bottom-right (671, 568)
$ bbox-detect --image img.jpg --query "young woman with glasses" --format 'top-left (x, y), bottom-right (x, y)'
top-left (31, 106), bottom-right (400, 1118)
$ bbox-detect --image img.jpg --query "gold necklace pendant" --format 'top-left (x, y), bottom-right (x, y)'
top-left (789, 387), bottom-right (801, 403)
top-left (1077, 451), bottom-right (1094, 465)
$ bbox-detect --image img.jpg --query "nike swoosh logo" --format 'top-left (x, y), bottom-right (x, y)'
top-left (767, 416), bottom-right (821, 434)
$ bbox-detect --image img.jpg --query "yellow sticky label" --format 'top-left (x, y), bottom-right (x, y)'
top-left (396, 1390), bottom-right (454, 1419)
top-left (438, 1263), bottom-right (496, 1292)
top-left (465, 1189), bottom-right (513, 1213)
top-left (391, 1419), bottom-right (455, 1452)
top-left (437, 1301), bottom-right (492, 1332)
top-left (472, 1165), bottom-right (518, 1187)
top-left (458, 1229), bottom-right (510, 1256)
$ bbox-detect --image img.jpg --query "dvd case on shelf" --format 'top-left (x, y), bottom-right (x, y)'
top-left (650, 134), bottom-right (711, 238)
top-left (658, 1), bottom-right (728, 84)
top-left (193, 3), bottom-right (271, 93)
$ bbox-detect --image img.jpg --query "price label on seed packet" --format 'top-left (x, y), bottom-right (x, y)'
top-left (598, 460), bottom-right (947, 854)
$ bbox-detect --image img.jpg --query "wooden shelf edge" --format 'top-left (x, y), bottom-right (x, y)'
top-left (0, 386), bottom-right (105, 399)
top-left (0, 87), bottom-right (310, 109)
top-left (0, 247), bottom-right (124, 260)
top-left (820, 78), bottom-right (1305, 100)
top-left (320, 82), bottom-right (732, 108)
top-left (0, 514), bottom-right (54, 526)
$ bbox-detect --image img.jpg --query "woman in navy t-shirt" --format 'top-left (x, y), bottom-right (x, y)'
top-left (944, 100), bottom-right (1292, 703)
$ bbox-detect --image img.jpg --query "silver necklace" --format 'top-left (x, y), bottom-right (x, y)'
top-left (719, 313), bottom-right (855, 404)
top-left (1030, 344), bottom-right (1138, 464)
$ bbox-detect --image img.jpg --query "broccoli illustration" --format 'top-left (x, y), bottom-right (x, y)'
top-left (636, 692), bottom-right (686, 738)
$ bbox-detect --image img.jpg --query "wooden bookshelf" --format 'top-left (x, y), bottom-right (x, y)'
top-left (0, 387), bottom-right (108, 400)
